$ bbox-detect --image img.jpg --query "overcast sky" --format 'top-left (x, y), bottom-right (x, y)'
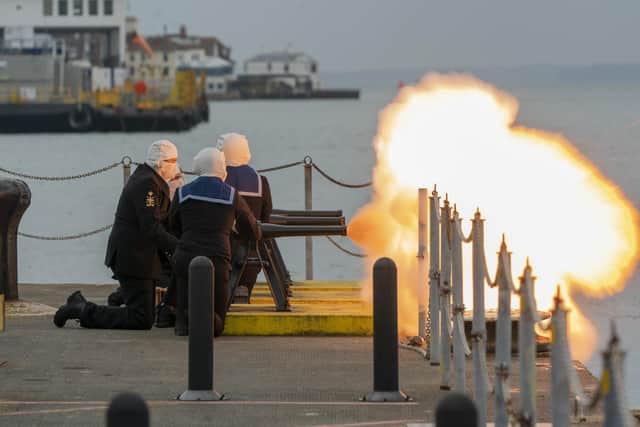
top-left (128, 1), bottom-right (640, 72)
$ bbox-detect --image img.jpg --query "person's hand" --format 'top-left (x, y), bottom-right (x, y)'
top-left (168, 173), bottom-right (184, 201)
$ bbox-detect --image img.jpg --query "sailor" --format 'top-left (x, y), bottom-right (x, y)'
top-left (53, 140), bottom-right (180, 329)
top-left (169, 147), bottom-right (261, 337)
top-left (217, 133), bottom-right (273, 302)
top-left (109, 170), bottom-right (183, 310)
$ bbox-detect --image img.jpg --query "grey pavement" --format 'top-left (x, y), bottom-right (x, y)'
top-left (0, 285), bottom-right (602, 426)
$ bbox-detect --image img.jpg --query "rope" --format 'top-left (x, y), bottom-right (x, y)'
top-left (0, 161), bottom-right (121, 181)
top-left (18, 224), bottom-right (113, 240)
top-left (311, 163), bottom-right (372, 188)
top-left (454, 218), bottom-right (473, 243)
top-left (325, 236), bottom-right (367, 258)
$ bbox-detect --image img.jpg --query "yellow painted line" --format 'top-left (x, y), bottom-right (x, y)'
top-left (225, 302), bottom-right (373, 336)
top-left (225, 313), bottom-right (372, 336)
top-left (249, 297), bottom-right (363, 305)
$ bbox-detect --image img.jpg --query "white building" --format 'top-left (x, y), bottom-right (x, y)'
top-left (0, 0), bottom-right (126, 66)
top-left (243, 51), bottom-right (320, 90)
top-left (125, 25), bottom-right (233, 96)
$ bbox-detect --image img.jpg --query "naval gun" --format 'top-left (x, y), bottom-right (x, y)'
top-left (228, 221), bottom-right (347, 312)
top-left (268, 215), bottom-right (345, 226)
top-left (271, 209), bottom-right (343, 217)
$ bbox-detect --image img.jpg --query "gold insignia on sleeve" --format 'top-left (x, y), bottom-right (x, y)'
top-left (145, 191), bottom-right (156, 207)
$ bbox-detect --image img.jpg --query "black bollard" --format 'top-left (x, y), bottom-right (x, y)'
top-left (178, 256), bottom-right (223, 401)
top-left (106, 392), bottom-right (149, 427)
top-left (174, 272), bottom-right (188, 336)
top-left (0, 179), bottom-right (31, 300)
top-left (363, 257), bottom-right (409, 402)
top-left (435, 392), bottom-right (477, 427)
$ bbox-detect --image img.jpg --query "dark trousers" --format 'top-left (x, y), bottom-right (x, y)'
top-left (175, 251), bottom-right (230, 337)
top-left (80, 277), bottom-right (156, 330)
top-left (231, 237), bottom-right (261, 294)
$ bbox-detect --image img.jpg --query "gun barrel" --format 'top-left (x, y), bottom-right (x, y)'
top-left (271, 209), bottom-right (343, 218)
top-left (268, 215), bottom-right (345, 226)
top-left (259, 223), bottom-right (347, 238)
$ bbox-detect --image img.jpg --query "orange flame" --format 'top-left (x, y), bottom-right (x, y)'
top-left (349, 74), bottom-right (640, 358)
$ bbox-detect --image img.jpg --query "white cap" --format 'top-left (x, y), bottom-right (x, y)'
top-left (145, 139), bottom-right (178, 168)
top-left (192, 147), bottom-right (227, 180)
top-left (216, 132), bottom-right (251, 167)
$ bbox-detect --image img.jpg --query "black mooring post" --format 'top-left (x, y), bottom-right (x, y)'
top-left (178, 256), bottom-right (223, 401)
top-left (106, 392), bottom-right (149, 427)
top-left (0, 179), bottom-right (31, 301)
top-left (435, 392), bottom-right (478, 427)
top-left (363, 257), bottom-right (409, 402)
top-left (174, 272), bottom-right (188, 336)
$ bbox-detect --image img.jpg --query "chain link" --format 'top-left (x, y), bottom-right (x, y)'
top-left (311, 162), bottom-right (372, 188)
top-left (0, 162), bottom-right (122, 181)
top-left (258, 160), bottom-right (305, 173)
top-left (325, 236), bottom-right (366, 258)
top-left (18, 224), bottom-right (113, 240)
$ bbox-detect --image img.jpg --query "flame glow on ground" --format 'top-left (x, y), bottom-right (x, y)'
top-left (348, 74), bottom-right (640, 359)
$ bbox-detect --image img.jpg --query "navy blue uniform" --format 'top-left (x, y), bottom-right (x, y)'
top-left (225, 165), bottom-right (272, 295)
top-left (169, 175), bottom-right (260, 336)
top-left (81, 164), bottom-right (177, 330)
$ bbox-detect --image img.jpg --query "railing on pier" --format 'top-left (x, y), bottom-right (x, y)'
top-left (418, 185), bottom-right (635, 426)
top-left (0, 156), bottom-right (371, 279)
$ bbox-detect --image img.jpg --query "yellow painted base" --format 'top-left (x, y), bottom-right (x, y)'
top-left (225, 280), bottom-right (372, 336)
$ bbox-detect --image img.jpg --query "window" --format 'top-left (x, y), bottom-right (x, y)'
top-left (217, 83), bottom-right (224, 90)
top-left (88, 0), bottom-right (98, 15)
top-left (284, 63), bottom-right (289, 73)
top-left (267, 62), bottom-right (272, 72)
top-left (73, 0), bottom-right (82, 15)
top-left (163, 52), bottom-right (169, 62)
top-left (311, 62), bottom-right (317, 73)
top-left (129, 67), bottom-right (134, 76)
top-left (43, 0), bottom-right (53, 16)
top-left (208, 83), bottom-right (214, 90)
top-left (129, 54), bottom-right (134, 62)
top-left (163, 67), bottom-right (169, 77)
top-left (58, 0), bottom-right (68, 15)
top-left (103, 0), bottom-right (113, 15)
top-left (191, 53), bottom-right (200, 61)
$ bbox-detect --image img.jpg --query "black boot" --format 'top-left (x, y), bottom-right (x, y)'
top-left (155, 303), bottom-right (176, 328)
top-left (107, 287), bottom-right (125, 307)
top-left (53, 291), bottom-right (87, 328)
top-left (232, 285), bottom-right (250, 304)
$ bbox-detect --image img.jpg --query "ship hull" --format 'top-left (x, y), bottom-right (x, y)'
top-left (0, 103), bottom-right (209, 133)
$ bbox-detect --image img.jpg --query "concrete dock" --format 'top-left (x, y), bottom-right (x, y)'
top-left (0, 284), bottom-right (604, 426)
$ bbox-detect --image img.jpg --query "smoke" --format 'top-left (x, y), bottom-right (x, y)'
top-left (349, 73), bottom-right (640, 358)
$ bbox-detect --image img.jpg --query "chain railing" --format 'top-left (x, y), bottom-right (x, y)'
top-left (1, 156), bottom-right (369, 261)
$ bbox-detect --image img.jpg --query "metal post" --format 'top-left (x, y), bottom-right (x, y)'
top-left (471, 209), bottom-right (488, 427)
top-left (440, 196), bottom-right (452, 390)
top-left (417, 188), bottom-right (428, 338)
top-left (602, 322), bottom-right (633, 427)
top-left (106, 392), bottom-right (149, 427)
top-left (518, 260), bottom-right (536, 426)
top-left (495, 237), bottom-right (513, 427)
top-left (0, 179), bottom-right (31, 301)
top-left (304, 157), bottom-right (313, 280)
top-left (178, 256), bottom-right (222, 401)
top-left (0, 294), bottom-right (5, 332)
top-left (364, 257), bottom-right (409, 402)
top-left (428, 186), bottom-right (441, 365)
top-left (551, 286), bottom-right (570, 427)
top-left (451, 207), bottom-right (467, 393)
top-left (122, 156), bottom-right (131, 185)
top-left (435, 392), bottom-right (478, 427)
